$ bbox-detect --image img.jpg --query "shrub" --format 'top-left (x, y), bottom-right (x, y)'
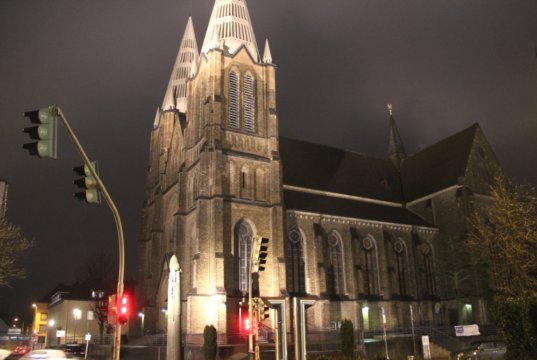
top-left (203, 324), bottom-right (218, 360)
top-left (340, 319), bottom-right (355, 358)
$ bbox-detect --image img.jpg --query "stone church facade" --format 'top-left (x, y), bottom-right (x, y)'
top-left (137, 0), bottom-right (501, 347)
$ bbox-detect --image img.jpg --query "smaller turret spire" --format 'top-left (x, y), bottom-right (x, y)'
top-left (161, 16), bottom-right (199, 112)
top-left (263, 38), bottom-right (272, 64)
top-left (387, 104), bottom-right (407, 168)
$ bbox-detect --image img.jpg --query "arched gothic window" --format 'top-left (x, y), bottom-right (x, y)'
top-left (235, 220), bottom-right (253, 294)
top-left (393, 239), bottom-right (408, 296)
top-left (360, 235), bottom-right (380, 296)
top-left (419, 242), bottom-right (436, 297)
top-left (327, 232), bottom-right (345, 296)
top-left (228, 71), bottom-right (239, 129)
top-left (286, 228), bottom-right (306, 295)
top-left (243, 73), bottom-right (256, 132)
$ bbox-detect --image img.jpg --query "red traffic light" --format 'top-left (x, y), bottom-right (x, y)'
top-left (243, 317), bottom-right (251, 332)
top-left (117, 294), bottom-right (130, 325)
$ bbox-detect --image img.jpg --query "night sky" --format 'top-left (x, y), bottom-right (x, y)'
top-left (1, 0), bottom-right (536, 321)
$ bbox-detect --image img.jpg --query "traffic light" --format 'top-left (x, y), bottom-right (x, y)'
top-left (73, 161), bottom-right (101, 204)
top-left (117, 294), bottom-right (130, 325)
top-left (260, 304), bottom-right (270, 321)
top-left (252, 237), bottom-right (269, 272)
top-left (243, 317), bottom-right (251, 333)
top-left (107, 294), bottom-right (117, 326)
top-left (22, 106), bottom-right (58, 159)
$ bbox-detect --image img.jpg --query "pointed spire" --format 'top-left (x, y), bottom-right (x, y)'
top-left (153, 107), bottom-right (162, 128)
top-left (262, 38), bottom-right (272, 64)
top-left (162, 16), bottom-right (199, 112)
top-left (387, 104), bottom-right (407, 168)
top-left (201, 0), bottom-right (260, 61)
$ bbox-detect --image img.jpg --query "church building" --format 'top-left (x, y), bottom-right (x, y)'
top-left (138, 0), bottom-right (501, 352)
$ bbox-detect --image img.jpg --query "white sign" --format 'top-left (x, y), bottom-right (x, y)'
top-left (84, 333), bottom-right (92, 341)
top-left (56, 330), bottom-right (66, 338)
top-left (87, 311), bottom-right (94, 321)
top-left (454, 324), bottom-right (480, 336)
top-left (421, 335), bottom-right (431, 359)
top-left (8, 328), bottom-right (21, 335)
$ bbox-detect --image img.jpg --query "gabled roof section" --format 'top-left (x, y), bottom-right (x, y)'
top-left (279, 137), bottom-right (404, 203)
top-left (400, 123), bottom-right (480, 201)
top-left (284, 190), bottom-right (432, 227)
top-left (162, 16), bottom-right (199, 112)
top-left (201, 0), bottom-right (260, 61)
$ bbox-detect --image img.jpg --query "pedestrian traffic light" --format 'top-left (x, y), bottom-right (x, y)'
top-left (73, 161), bottom-right (101, 204)
top-left (117, 294), bottom-right (130, 325)
top-left (22, 106), bottom-right (58, 159)
top-left (251, 237), bottom-right (269, 272)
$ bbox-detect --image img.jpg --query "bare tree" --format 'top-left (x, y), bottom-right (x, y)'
top-left (77, 251), bottom-right (117, 343)
top-left (0, 219), bottom-right (33, 287)
top-left (468, 175), bottom-right (537, 296)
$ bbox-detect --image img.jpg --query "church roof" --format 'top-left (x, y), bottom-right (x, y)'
top-left (400, 123), bottom-right (479, 201)
top-left (279, 137), bottom-right (404, 203)
top-left (201, 0), bottom-right (260, 61)
top-left (283, 190), bottom-right (431, 227)
top-left (161, 16), bottom-right (199, 113)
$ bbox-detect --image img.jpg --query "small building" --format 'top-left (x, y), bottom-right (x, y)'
top-left (42, 283), bottom-right (128, 346)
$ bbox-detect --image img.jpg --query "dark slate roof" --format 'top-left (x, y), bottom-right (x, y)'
top-left (400, 123), bottom-right (479, 201)
top-left (283, 189), bottom-right (432, 227)
top-left (279, 137), bottom-right (403, 203)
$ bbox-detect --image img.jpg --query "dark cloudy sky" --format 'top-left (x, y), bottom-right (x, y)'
top-left (1, 0), bottom-right (536, 320)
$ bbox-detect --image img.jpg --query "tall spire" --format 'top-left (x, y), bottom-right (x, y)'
top-left (387, 104), bottom-right (407, 168)
top-left (162, 16), bottom-right (199, 112)
top-left (201, 0), bottom-right (260, 61)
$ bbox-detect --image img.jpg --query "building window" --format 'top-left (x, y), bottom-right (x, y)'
top-left (359, 235), bottom-right (380, 296)
top-left (286, 228), bottom-right (306, 295)
top-left (243, 73), bottom-right (256, 133)
top-left (327, 232), bottom-right (345, 296)
top-left (229, 71), bottom-right (239, 129)
top-left (393, 239), bottom-right (408, 296)
top-left (420, 242), bottom-right (436, 297)
top-left (235, 220), bottom-right (253, 294)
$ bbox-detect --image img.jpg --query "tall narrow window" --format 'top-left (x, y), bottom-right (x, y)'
top-left (361, 236), bottom-right (380, 296)
top-left (327, 232), bottom-right (344, 296)
top-left (243, 73), bottom-right (256, 132)
top-left (420, 242), bottom-right (436, 297)
top-left (394, 240), bottom-right (408, 296)
top-left (235, 221), bottom-right (253, 294)
top-left (286, 228), bottom-right (306, 295)
top-left (229, 71), bottom-right (239, 129)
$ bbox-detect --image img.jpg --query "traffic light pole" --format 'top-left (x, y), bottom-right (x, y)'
top-left (54, 107), bottom-right (125, 360)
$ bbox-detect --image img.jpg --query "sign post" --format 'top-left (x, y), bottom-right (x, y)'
top-left (84, 333), bottom-right (91, 359)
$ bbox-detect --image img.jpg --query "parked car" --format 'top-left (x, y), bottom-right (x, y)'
top-left (63, 344), bottom-right (84, 359)
top-left (10, 347), bottom-right (30, 357)
top-left (0, 349), bottom-right (12, 360)
top-left (461, 341), bottom-right (506, 359)
top-left (20, 350), bottom-right (66, 359)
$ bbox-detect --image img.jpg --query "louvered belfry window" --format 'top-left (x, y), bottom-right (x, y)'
top-left (228, 70), bottom-right (256, 132)
top-left (243, 73), bottom-right (255, 132)
top-left (229, 71), bottom-right (239, 129)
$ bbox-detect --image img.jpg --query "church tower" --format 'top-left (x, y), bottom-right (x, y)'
top-left (139, 0), bottom-right (284, 345)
